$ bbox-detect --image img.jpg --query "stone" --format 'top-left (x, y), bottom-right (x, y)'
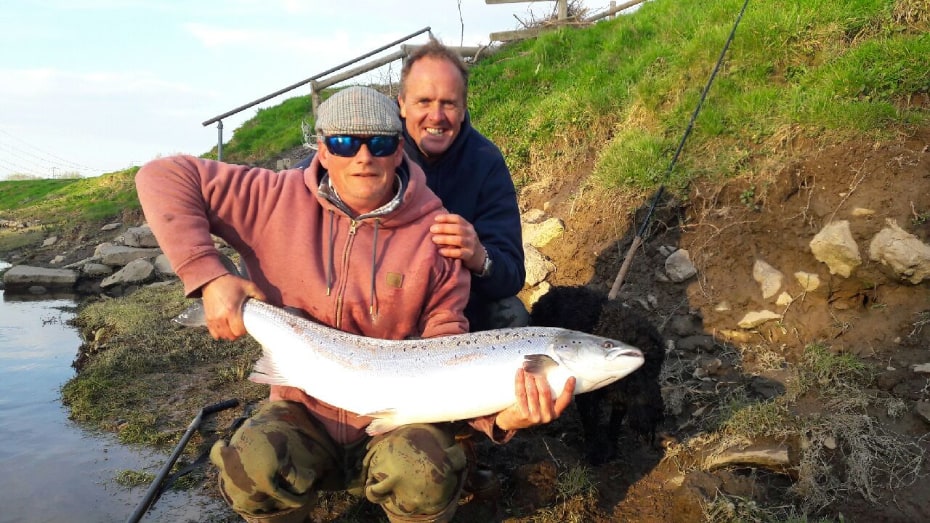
top-left (738, 310), bottom-right (782, 329)
top-left (794, 271), bottom-right (821, 292)
top-left (809, 220), bottom-right (861, 278)
top-left (97, 245), bottom-right (161, 266)
top-left (523, 244), bottom-right (555, 287)
top-left (2, 265), bottom-right (78, 290)
top-left (752, 259), bottom-right (784, 299)
top-left (101, 258), bottom-right (155, 288)
top-left (522, 217), bottom-right (565, 248)
top-left (868, 219), bottom-right (930, 284)
top-left (665, 249), bottom-right (697, 282)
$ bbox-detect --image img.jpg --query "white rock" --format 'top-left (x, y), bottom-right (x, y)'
top-left (753, 259), bottom-right (784, 299)
top-left (738, 310), bottom-right (783, 329)
top-left (794, 271), bottom-right (821, 292)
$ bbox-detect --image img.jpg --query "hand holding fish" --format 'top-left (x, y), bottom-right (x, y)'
top-left (494, 369), bottom-right (576, 431)
top-left (201, 274), bottom-right (267, 341)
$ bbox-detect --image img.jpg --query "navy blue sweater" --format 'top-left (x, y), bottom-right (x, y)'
top-left (402, 113), bottom-right (525, 306)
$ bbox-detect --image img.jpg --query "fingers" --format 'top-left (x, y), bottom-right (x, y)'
top-left (202, 274), bottom-right (256, 341)
top-left (430, 214), bottom-right (479, 262)
top-left (553, 376), bottom-right (576, 417)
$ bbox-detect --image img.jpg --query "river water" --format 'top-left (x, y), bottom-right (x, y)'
top-left (0, 260), bottom-right (228, 523)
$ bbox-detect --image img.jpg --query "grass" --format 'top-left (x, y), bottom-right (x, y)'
top-left (669, 341), bottom-right (924, 515)
top-left (60, 282), bottom-right (264, 446)
top-left (469, 0), bottom-right (929, 194)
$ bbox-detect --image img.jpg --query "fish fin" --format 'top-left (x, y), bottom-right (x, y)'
top-left (523, 354), bottom-right (559, 377)
top-left (364, 410), bottom-right (399, 436)
top-left (248, 356), bottom-right (290, 385)
top-left (173, 300), bottom-right (207, 328)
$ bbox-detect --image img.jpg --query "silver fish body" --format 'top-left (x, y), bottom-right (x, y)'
top-left (220, 300), bottom-right (645, 435)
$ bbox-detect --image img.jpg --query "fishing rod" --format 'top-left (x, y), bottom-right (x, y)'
top-left (608, 0), bottom-right (750, 300)
top-left (126, 398), bottom-right (240, 523)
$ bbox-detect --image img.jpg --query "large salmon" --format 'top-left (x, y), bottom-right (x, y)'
top-left (177, 299), bottom-right (645, 435)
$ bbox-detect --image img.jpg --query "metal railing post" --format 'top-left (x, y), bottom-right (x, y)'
top-left (217, 120), bottom-right (224, 161)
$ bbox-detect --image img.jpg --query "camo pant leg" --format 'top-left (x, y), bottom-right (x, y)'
top-left (362, 424), bottom-right (468, 523)
top-left (210, 401), bottom-right (341, 523)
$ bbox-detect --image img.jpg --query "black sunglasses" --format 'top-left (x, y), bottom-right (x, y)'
top-left (323, 135), bottom-right (400, 157)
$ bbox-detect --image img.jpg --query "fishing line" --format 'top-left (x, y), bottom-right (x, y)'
top-left (608, 0), bottom-right (751, 299)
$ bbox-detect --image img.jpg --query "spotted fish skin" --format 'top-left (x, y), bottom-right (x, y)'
top-left (223, 300), bottom-right (645, 435)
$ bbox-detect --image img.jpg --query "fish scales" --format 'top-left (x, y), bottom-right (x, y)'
top-left (241, 300), bottom-right (645, 435)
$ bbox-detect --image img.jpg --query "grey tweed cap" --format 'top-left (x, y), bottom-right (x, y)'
top-left (314, 86), bottom-right (402, 136)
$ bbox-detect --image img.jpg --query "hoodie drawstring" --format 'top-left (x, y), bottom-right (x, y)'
top-left (326, 210), bottom-right (335, 295)
top-left (369, 219), bottom-right (380, 319)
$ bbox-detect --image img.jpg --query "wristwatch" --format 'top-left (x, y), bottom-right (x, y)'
top-left (474, 252), bottom-right (493, 278)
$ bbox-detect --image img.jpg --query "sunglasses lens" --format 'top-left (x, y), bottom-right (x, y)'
top-left (324, 136), bottom-right (361, 157)
top-left (324, 135), bottom-right (399, 157)
top-left (367, 135), bottom-right (400, 156)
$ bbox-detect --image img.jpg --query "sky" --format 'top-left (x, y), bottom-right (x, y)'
top-left (0, 0), bottom-right (626, 179)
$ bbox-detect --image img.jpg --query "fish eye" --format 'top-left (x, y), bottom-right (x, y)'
top-left (602, 341), bottom-right (614, 349)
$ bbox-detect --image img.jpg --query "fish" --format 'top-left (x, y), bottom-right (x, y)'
top-left (176, 299), bottom-right (645, 435)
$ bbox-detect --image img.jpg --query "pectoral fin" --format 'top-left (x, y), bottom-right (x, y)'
top-left (364, 409), bottom-right (399, 436)
top-left (522, 354), bottom-right (559, 377)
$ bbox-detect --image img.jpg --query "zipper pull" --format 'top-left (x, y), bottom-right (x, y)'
top-left (349, 220), bottom-right (359, 235)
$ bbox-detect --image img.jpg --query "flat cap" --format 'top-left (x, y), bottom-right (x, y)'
top-left (314, 86), bottom-right (402, 136)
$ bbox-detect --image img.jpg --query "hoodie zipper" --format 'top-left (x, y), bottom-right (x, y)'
top-left (333, 219), bottom-right (359, 329)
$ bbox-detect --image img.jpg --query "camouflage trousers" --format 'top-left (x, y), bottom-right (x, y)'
top-left (210, 401), bottom-right (467, 523)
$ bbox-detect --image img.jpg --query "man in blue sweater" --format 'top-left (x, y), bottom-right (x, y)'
top-left (298, 41), bottom-right (528, 331)
top-left (398, 40), bottom-right (528, 331)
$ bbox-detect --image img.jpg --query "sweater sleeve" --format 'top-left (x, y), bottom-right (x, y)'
top-left (470, 152), bottom-right (525, 300)
top-left (134, 155), bottom-right (274, 297)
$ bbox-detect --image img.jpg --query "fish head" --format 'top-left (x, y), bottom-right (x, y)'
top-left (552, 332), bottom-right (645, 393)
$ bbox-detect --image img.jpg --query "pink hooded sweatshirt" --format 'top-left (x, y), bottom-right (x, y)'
top-left (136, 154), bottom-right (509, 444)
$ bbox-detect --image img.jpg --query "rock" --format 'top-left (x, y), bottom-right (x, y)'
top-left (42, 236), bottom-right (58, 247)
top-left (524, 281), bottom-right (551, 308)
top-left (752, 259), bottom-right (784, 299)
top-left (101, 258), bottom-right (155, 288)
top-left (2, 265), bottom-right (78, 290)
top-left (809, 220), bottom-right (861, 277)
top-left (121, 225), bottom-right (160, 248)
top-left (523, 244), bottom-right (555, 287)
top-left (738, 310), bottom-right (782, 329)
top-left (153, 254), bottom-right (175, 276)
top-left (911, 363), bottom-right (930, 374)
top-left (521, 209), bottom-right (546, 224)
top-left (851, 207), bottom-right (875, 217)
top-left (794, 271), bottom-right (821, 292)
top-left (97, 245), bottom-right (161, 266)
top-left (775, 292), bottom-right (793, 306)
top-left (868, 218), bottom-right (930, 284)
top-left (100, 222), bottom-right (122, 231)
top-left (522, 217), bottom-right (565, 248)
top-left (665, 249), bottom-right (697, 282)
top-left (82, 263), bottom-right (114, 277)
top-left (915, 401), bottom-right (930, 425)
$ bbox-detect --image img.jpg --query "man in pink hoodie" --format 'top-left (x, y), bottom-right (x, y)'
top-left (136, 87), bottom-right (575, 523)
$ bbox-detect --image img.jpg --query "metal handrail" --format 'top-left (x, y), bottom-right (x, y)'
top-left (202, 26), bottom-right (433, 159)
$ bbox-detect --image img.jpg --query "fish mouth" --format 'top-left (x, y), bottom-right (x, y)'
top-left (606, 347), bottom-right (644, 359)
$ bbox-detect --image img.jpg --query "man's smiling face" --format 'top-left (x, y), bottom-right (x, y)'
top-left (398, 56), bottom-right (466, 159)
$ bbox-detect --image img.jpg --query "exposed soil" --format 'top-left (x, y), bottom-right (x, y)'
top-left (4, 127), bottom-right (930, 522)
top-left (490, 126), bottom-right (930, 522)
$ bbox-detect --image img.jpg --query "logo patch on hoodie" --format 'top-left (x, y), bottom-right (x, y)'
top-left (385, 272), bottom-right (404, 288)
